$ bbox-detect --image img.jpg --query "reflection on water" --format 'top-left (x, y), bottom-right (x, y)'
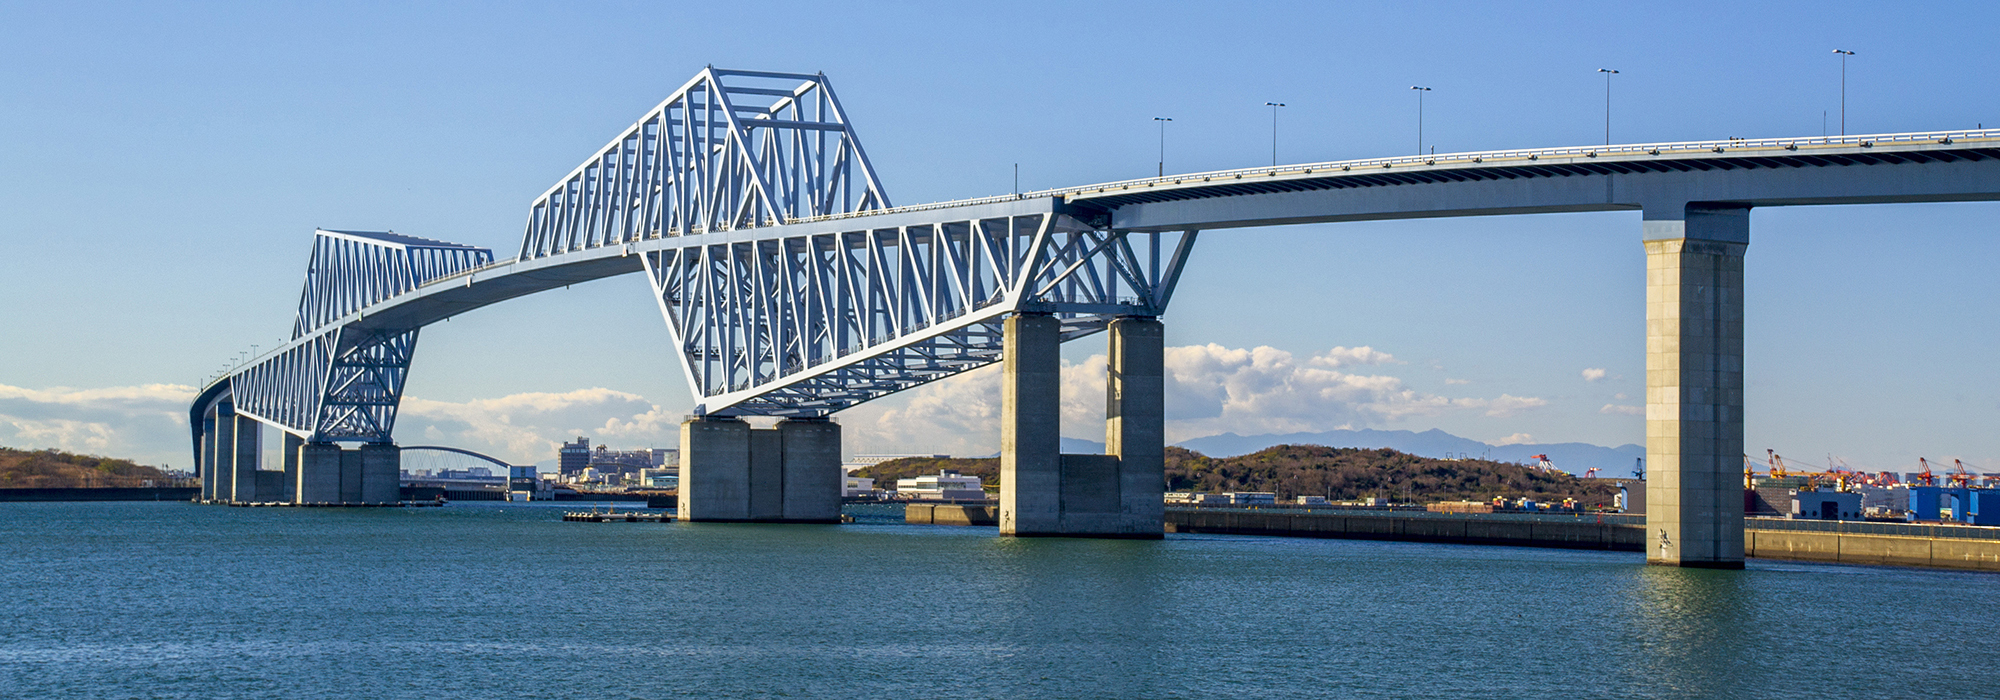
top-left (0, 501), bottom-right (1994, 699)
top-left (1631, 566), bottom-right (1753, 697)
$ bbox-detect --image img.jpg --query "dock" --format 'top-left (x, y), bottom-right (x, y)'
top-left (563, 509), bottom-right (671, 522)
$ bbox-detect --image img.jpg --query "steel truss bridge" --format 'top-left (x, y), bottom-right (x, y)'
top-left (191, 66), bottom-right (2000, 563)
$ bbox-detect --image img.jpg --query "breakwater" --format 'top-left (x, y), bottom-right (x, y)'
top-left (0, 487), bottom-right (200, 502)
top-left (1157, 508), bottom-right (2000, 571)
top-left (1743, 518), bottom-right (2000, 571)
top-left (1165, 508), bottom-right (1643, 551)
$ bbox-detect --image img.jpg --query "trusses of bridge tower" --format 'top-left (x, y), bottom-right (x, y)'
top-left (645, 206), bottom-right (1198, 416)
top-left (294, 229), bottom-right (492, 339)
top-left (228, 230), bottom-right (490, 442)
top-left (517, 68), bottom-right (891, 261)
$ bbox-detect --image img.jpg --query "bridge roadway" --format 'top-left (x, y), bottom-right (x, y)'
top-left (188, 67), bottom-right (2000, 567)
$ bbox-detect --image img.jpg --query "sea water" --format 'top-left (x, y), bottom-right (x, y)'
top-left (1, 501), bottom-right (1993, 699)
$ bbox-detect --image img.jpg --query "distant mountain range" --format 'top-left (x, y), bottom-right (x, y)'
top-left (1055, 428), bottom-right (1643, 477)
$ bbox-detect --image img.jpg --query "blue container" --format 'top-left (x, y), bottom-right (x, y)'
top-left (1967, 490), bottom-right (2000, 526)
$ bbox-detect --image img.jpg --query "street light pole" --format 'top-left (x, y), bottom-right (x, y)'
top-left (1265, 102), bottom-right (1285, 166)
top-left (1832, 49), bottom-right (1855, 135)
top-left (1596, 68), bottom-right (1619, 145)
top-left (1154, 117), bottom-right (1172, 177)
top-left (1410, 86), bottom-right (1431, 154)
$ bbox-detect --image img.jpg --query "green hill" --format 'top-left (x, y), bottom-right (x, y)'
top-left (858, 445), bottom-right (1618, 506)
top-left (0, 447), bottom-right (174, 489)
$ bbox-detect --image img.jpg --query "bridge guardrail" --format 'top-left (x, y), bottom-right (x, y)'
top-left (786, 128), bottom-right (2000, 226)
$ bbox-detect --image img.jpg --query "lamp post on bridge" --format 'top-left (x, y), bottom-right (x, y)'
top-left (1832, 49), bottom-right (1855, 136)
top-left (1410, 86), bottom-right (1431, 155)
top-left (1596, 68), bottom-right (1619, 145)
top-left (1265, 102), bottom-right (1285, 167)
top-left (1154, 117), bottom-right (1172, 177)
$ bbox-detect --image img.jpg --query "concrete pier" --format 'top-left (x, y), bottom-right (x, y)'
top-left (360, 443), bottom-right (400, 504)
top-left (679, 418), bottom-right (753, 521)
top-left (779, 419), bottom-right (842, 522)
top-left (298, 442), bottom-right (343, 503)
top-left (199, 410), bottom-right (220, 502)
top-left (338, 448), bottom-right (363, 503)
top-left (281, 433), bottom-right (302, 502)
top-left (999, 313), bottom-right (1062, 535)
top-left (678, 417), bottom-right (841, 523)
top-left (1000, 313), bottom-right (1166, 538)
top-left (230, 413), bottom-right (259, 503)
top-left (1106, 316), bottom-right (1166, 538)
top-left (1644, 207), bottom-right (1748, 568)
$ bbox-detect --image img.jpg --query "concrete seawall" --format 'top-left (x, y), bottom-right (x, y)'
top-left (0, 487), bottom-right (201, 502)
top-left (905, 503), bottom-right (1000, 526)
top-left (1745, 528), bottom-right (2000, 572)
top-left (1162, 509), bottom-right (2000, 572)
top-left (1165, 509), bottom-right (1643, 551)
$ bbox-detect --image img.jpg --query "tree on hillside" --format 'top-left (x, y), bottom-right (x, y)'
top-left (854, 444), bottom-right (1617, 505)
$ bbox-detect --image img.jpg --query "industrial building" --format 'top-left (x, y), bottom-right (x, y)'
top-left (894, 471), bottom-right (985, 500)
top-left (557, 437), bottom-right (675, 482)
top-left (843, 476), bottom-right (877, 498)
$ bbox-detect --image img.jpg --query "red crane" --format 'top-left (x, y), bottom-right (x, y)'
top-left (1950, 460), bottom-right (1975, 488)
top-left (1917, 458), bottom-right (1937, 487)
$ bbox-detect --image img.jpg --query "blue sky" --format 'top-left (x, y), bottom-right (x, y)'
top-left (3, 0), bottom-right (1997, 472)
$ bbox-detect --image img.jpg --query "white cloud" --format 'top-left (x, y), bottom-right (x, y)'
top-left (1443, 378), bottom-right (1472, 385)
top-left (838, 343), bottom-right (1547, 454)
top-left (1600, 404), bottom-right (1644, 416)
top-left (398, 388), bottom-right (676, 465)
top-left (1307, 346), bottom-right (1400, 368)
top-left (1494, 432), bottom-right (1536, 446)
top-left (0, 342), bottom-right (1557, 467)
top-left (0, 383), bottom-right (197, 467)
top-left (1453, 394), bottom-right (1550, 417)
top-left (1581, 368), bottom-right (1608, 382)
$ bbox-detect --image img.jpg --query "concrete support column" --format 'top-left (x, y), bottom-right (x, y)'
top-left (200, 410), bottom-right (220, 502)
top-left (679, 418), bottom-right (752, 521)
top-left (1106, 316), bottom-right (1166, 538)
top-left (278, 433), bottom-right (302, 503)
top-left (677, 417), bottom-right (843, 523)
top-left (1644, 207), bottom-right (1748, 568)
top-left (339, 449), bottom-right (363, 503)
top-left (747, 428), bottom-right (785, 519)
top-left (230, 413), bottom-right (259, 503)
top-left (1000, 313), bottom-right (1062, 535)
top-left (360, 443), bottom-right (400, 504)
top-left (779, 419), bottom-right (842, 523)
top-left (298, 442), bottom-right (343, 504)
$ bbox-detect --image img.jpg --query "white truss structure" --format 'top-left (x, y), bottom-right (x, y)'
top-left (192, 67), bottom-right (1195, 452)
top-left (518, 68), bottom-right (890, 260)
top-left (229, 230), bottom-right (490, 441)
top-left (645, 210), bottom-right (1195, 416)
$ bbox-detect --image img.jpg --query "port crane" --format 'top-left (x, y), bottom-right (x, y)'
top-left (1950, 460), bottom-right (1976, 488)
top-left (1916, 458), bottom-right (1937, 487)
top-left (1530, 454), bottom-right (1559, 474)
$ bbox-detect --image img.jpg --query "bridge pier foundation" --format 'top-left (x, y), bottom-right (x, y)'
top-left (229, 414), bottom-right (260, 503)
top-left (199, 407), bottom-right (220, 502)
top-left (298, 442), bottom-right (343, 504)
top-left (279, 433), bottom-right (301, 503)
top-left (678, 417), bottom-right (841, 523)
top-left (1644, 207), bottom-right (1749, 568)
top-left (1000, 313), bottom-right (1165, 538)
top-left (360, 443), bottom-right (400, 504)
top-left (291, 442), bottom-right (400, 504)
